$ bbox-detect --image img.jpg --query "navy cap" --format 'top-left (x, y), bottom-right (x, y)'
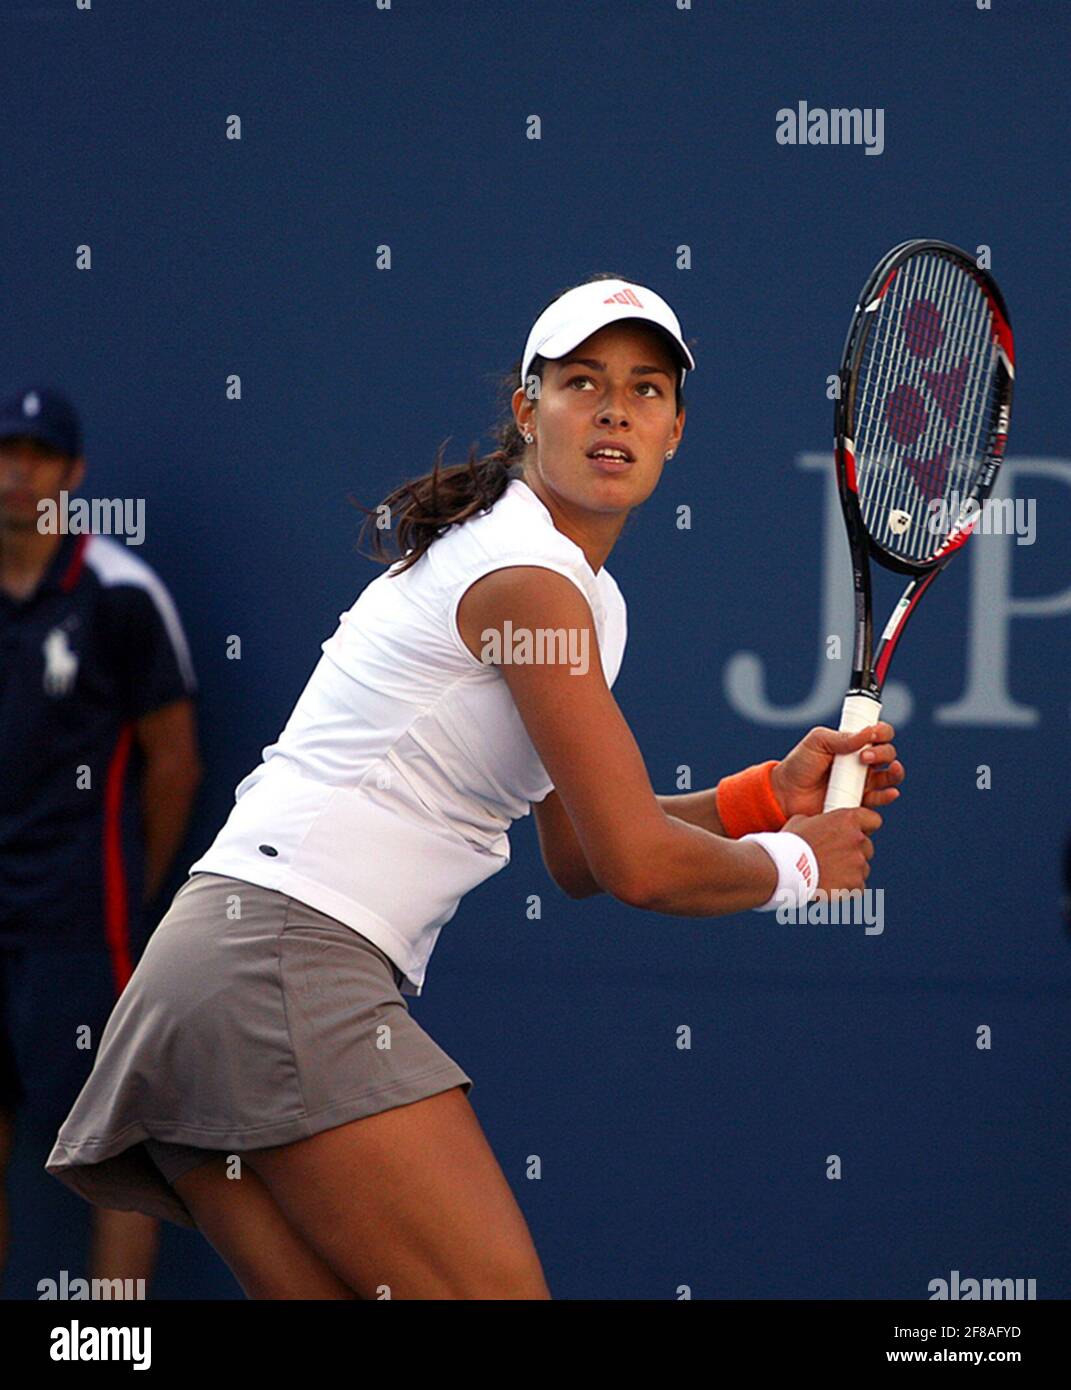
top-left (0, 385), bottom-right (82, 457)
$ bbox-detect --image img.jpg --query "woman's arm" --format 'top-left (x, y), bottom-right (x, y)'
top-left (655, 788), bottom-right (726, 834)
top-left (535, 727), bottom-right (905, 898)
top-left (532, 790), bottom-right (603, 898)
top-left (457, 566), bottom-right (877, 915)
top-left (541, 766), bottom-right (898, 886)
top-left (534, 787), bottom-right (724, 900)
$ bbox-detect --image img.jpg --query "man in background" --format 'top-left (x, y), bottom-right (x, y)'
top-left (0, 385), bottom-right (202, 1293)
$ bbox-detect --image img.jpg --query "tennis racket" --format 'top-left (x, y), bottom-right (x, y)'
top-left (823, 239), bottom-right (1015, 812)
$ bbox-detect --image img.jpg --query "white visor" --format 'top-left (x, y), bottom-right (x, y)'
top-left (520, 279), bottom-right (695, 392)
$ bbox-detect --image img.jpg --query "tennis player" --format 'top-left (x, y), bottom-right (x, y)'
top-left (46, 275), bottom-right (902, 1299)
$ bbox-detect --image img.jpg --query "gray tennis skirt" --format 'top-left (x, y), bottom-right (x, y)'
top-left (45, 872), bottom-right (472, 1229)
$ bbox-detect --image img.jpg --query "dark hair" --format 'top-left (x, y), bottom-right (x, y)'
top-left (355, 272), bottom-right (688, 575)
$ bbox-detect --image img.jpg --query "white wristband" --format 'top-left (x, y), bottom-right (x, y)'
top-left (741, 831), bottom-right (819, 911)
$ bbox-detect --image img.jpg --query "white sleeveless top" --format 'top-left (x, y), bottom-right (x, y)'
top-left (189, 478), bottom-right (628, 994)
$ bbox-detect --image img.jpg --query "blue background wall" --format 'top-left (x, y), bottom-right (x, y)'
top-left (2, 0), bottom-right (1068, 1299)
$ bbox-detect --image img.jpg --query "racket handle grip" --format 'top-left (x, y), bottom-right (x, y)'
top-left (823, 692), bottom-right (883, 811)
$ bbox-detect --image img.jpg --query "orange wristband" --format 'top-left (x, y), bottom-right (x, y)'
top-left (715, 760), bottom-right (787, 839)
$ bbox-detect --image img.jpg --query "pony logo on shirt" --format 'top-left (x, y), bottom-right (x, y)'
top-left (42, 625), bottom-right (80, 696)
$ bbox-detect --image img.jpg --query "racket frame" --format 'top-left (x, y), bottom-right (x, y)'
top-left (822, 239), bottom-right (1014, 811)
top-left (833, 238), bottom-right (1014, 700)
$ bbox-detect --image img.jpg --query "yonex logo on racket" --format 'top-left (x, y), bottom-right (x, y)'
top-left (845, 245), bottom-right (1013, 576)
top-left (883, 297), bottom-right (972, 506)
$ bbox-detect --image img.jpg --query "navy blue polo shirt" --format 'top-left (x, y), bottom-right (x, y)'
top-left (0, 531), bottom-right (196, 979)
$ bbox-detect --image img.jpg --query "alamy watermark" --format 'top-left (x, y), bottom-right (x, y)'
top-left (773, 887), bottom-right (884, 936)
top-left (37, 490), bottom-right (145, 544)
top-left (49, 1321), bottom-right (151, 1369)
top-left (928, 1269), bottom-right (1036, 1300)
top-left (480, 622), bottom-right (589, 676)
top-left (928, 492), bottom-right (1036, 546)
top-left (776, 101), bottom-right (884, 156)
top-left (38, 1269), bottom-right (146, 1300)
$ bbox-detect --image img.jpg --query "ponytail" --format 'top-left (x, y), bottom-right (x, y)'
top-left (354, 270), bottom-right (687, 576)
top-left (354, 360), bottom-right (533, 576)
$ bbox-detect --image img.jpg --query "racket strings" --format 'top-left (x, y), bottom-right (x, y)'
top-left (855, 253), bottom-right (952, 555)
top-left (861, 253), bottom-right (951, 539)
top-left (859, 252), bottom-right (993, 556)
top-left (852, 249), bottom-right (1002, 564)
top-left (863, 253), bottom-right (984, 549)
top-left (901, 255), bottom-right (987, 555)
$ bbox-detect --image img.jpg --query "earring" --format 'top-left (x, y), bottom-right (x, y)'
top-left (523, 431), bottom-right (534, 444)
top-left (665, 449), bottom-right (675, 459)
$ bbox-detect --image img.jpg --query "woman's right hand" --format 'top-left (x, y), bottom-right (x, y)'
top-left (783, 807), bottom-right (883, 892)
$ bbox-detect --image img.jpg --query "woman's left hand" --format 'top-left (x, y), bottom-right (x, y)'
top-left (770, 722), bottom-right (904, 818)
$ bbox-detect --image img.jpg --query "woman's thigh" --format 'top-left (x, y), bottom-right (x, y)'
top-left (172, 1154), bottom-right (360, 1299)
top-left (243, 1085), bottom-right (552, 1300)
